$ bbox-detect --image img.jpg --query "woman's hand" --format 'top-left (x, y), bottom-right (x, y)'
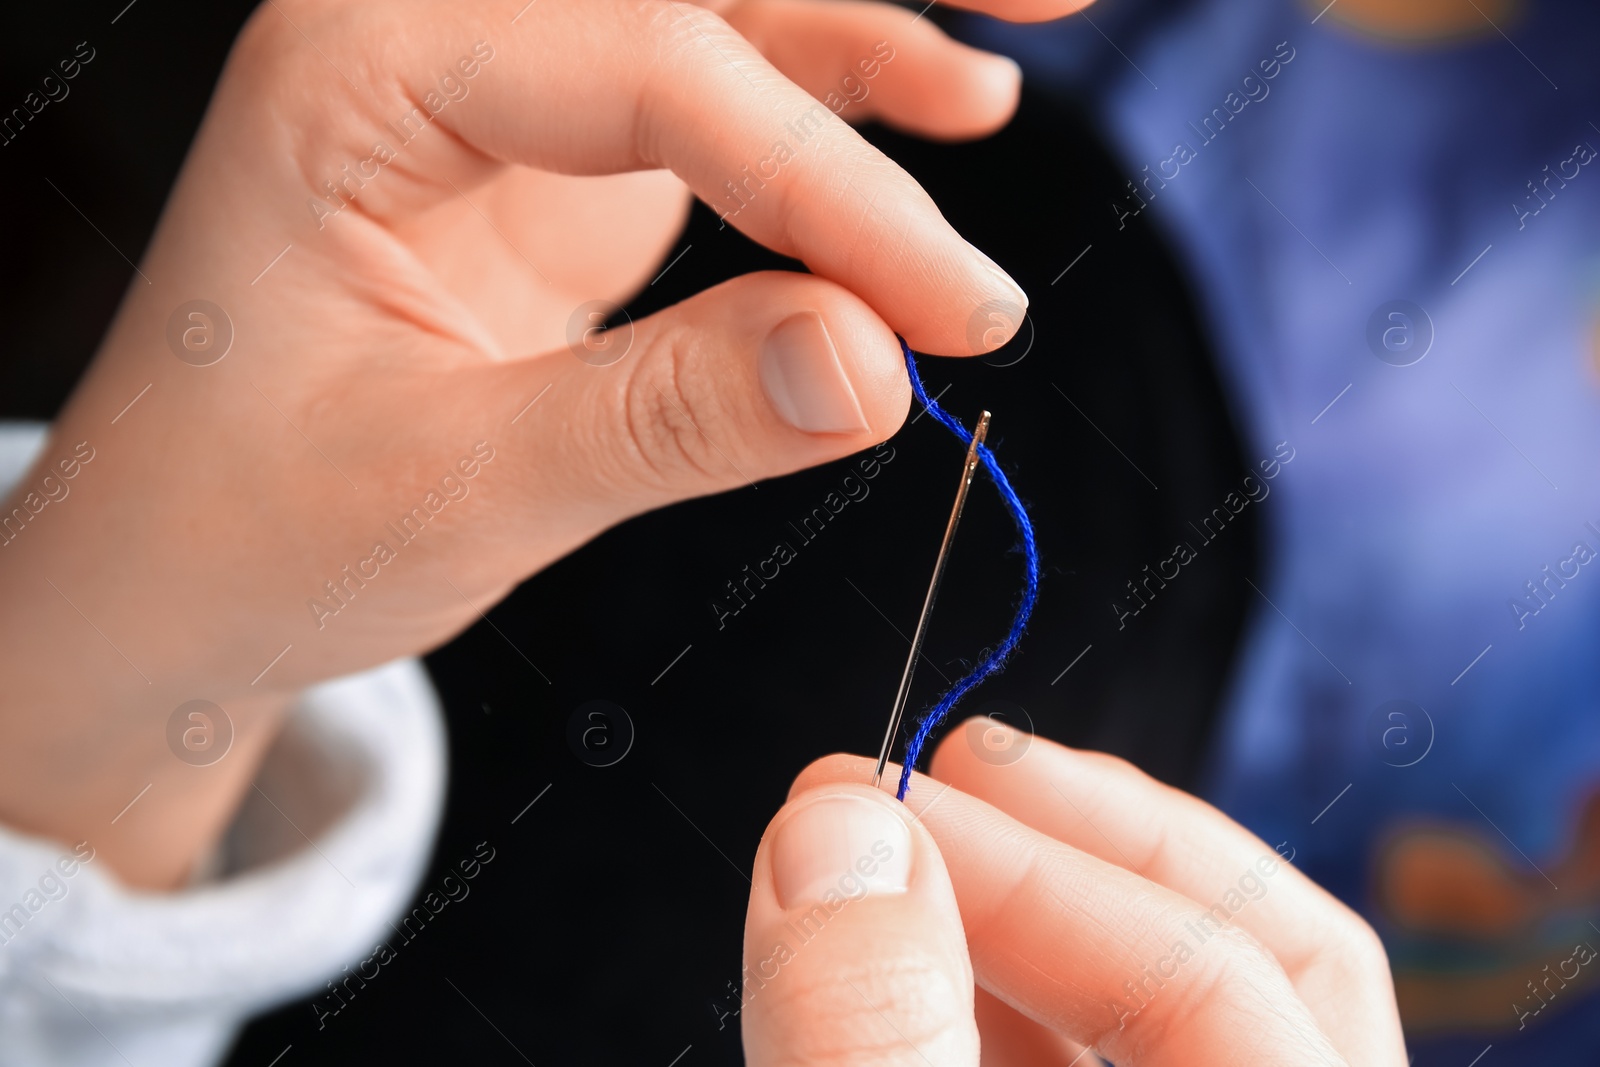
top-left (0, 0), bottom-right (1084, 886)
top-left (742, 722), bottom-right (1407, 1065)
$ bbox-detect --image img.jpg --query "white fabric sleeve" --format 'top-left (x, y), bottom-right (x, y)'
top-left (0, 423), bottom-right (448, 1067)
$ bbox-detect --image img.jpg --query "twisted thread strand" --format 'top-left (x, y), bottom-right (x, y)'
top-left (895, 336), bottom-right (1040, 801)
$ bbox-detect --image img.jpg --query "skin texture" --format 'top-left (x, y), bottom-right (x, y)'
top-left (746, 725), bottom-right (1409, 1066)
top-left (0, 0), bottom-right (1061, 890)
top-left (0, 0), bottom-right (1410, 1057)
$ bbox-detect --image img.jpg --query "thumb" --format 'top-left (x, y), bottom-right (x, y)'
top-left (462, 271), bottom-right (913, 550)
top-left (742, 780), bottom-right (979, 1067)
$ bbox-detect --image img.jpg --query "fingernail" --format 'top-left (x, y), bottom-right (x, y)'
top-left (969, 244), bottom-right (1029, 311)
top-left (759, 312), bottom-right (870, 434)
top-left (771, 794), bottom-right (912, 910)
top-left (981, 53), bottom-right (1023, 94)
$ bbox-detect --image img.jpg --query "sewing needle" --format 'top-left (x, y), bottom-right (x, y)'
top-left (872, 410), bottom-right (991, 789)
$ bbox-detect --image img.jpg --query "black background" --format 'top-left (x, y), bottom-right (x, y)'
top-left (1, 3), bottom-right (1255, 1063)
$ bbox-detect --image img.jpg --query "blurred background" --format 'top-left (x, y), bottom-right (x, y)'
top-left (5, 0), bottom-right (1599, 1062)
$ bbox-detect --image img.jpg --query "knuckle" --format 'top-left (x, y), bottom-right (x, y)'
top-left (1120, 923), bottom-right (1278, 1053)
top-left (614, 325), bottom-right (730, 492)
top-left (640, 0), bottom-right (737, 45)
top-left (1330, 904), bottom-right (1392, 979)
top-left (752, 953), bottom-right (971, 1067)
top-left (1204, 918), bottom-right (1276, 963)
top-left (232, 3), bottom-right (379, 123)
top-left (631, 0), bottom-right (748, 167)
top-left (1083, 748), bottom-right (1155, 785)
top-left (228, 3), bottom-right (361, 167)
top-left (234, 1), bottom-right (324, 78)
top-left (1273, 893), bottom-right (1392, 995)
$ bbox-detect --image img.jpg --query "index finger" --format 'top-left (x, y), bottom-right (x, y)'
top-left (793, 755), bottom-right (1351, 1065)
top-left (514, 0), bottom-right (1028, 355)
top-left (927, 723), bottom-right (1407, 1065)
top-left (228, 0), bottom-right (1033, 354)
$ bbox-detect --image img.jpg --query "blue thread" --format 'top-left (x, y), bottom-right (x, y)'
top-left (895, 335), bottom-right (1040, 802)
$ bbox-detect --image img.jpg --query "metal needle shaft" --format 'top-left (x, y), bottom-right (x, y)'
top-left (872, 410), bottom-right (991, 789)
